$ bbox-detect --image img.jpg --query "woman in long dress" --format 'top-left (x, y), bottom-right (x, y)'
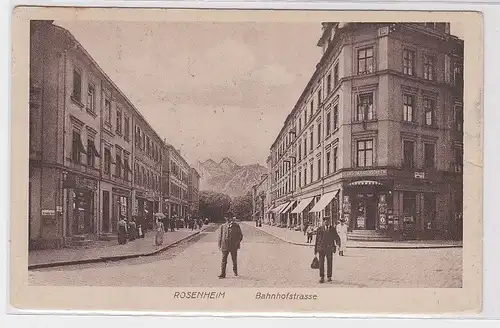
top-left (336, 219), bottom-right (348, 256)
top-left (117, 218), bottom-right (128, 245)
top-left (155, 218), bottom-right (164, 246)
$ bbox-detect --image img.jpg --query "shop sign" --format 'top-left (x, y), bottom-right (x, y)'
top-left (64, 174), bottom-right (98, 190)
top-left (41, 209), bottom-right (55, 216)
top-left (356, 216), bottom-right (365, 228)
top-left (414, 172), bottom-right (426, 179)
top-left (41, 209), bottom-right (57, 226)
top-left (379, 214), bottom-right (387, 229)
top-left (403, 216), bottom-right (415, 223)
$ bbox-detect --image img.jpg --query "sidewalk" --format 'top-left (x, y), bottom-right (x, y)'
top-left (28, 224), bottom-right (215, 269)
top-left (245, 222), bottom-right (463, 249)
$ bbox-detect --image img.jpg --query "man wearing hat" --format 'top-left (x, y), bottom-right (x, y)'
top-left (314, 216), bottom-right (341, 283)
top-left (218, 215), bottom-right (243, 278)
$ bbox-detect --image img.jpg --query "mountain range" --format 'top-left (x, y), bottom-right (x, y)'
top-left (197, 157), bottom-right (267, 198)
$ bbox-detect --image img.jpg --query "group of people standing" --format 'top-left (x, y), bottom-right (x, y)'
top-left (117, 217), bottom-right (146, 245)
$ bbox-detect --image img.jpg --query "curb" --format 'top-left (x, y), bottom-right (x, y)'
top-left (28, 224), bottom-right (215, 270)
top-left (246, 223), bottom-right (463, 250)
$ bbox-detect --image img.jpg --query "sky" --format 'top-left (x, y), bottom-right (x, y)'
top-left (55, 20), bottom-right (322, 167)
top-left (54, 21), bottom-right (464, 168)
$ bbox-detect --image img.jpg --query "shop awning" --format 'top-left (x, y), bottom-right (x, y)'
top-left (348, 180), bottom-right (383, 187)
top-left (309, 191), bottom-right (339, 213)
top-left (281, 200), bottom-right (296, 214)
top-left (272, 203), bottom-right (288, 213)
top-left (291, 197), bottom-right (314, 214)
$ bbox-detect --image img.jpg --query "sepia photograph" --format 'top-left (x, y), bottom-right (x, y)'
top-left (10, 7), bottom-right (483, 314)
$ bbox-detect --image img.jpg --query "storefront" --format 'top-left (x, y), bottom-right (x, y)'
top-left (112, 187), bottom-right (131, 233)
top-left (63, 172), bottom-right (98, 238)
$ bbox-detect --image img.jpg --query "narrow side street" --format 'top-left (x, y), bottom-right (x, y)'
top-left (29, 223), bottom-right (462, 288)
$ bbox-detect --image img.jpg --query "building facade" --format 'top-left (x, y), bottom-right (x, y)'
top-left (189, 167), bottom-right (201, 218)
top-left (252, 174), bottom-right (268, 224)
top-left (161, 144), bottom-right (191, 220)
top-left (29, 21), bottom-right (198, 249)
top-left (266, 23), bottom-right (463, 240)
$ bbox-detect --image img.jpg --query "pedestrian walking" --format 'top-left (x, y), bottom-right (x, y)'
top-left (306, 225), bottom-right (314, 243)
top-left (314, 217), bottom-right (341, 283)
top-left (155, 217), bottom-right (165, 246)
top-left (217, 216), bottom-right (243, 279)
top-left (128, 219), bottom-right (137, 241)
top-left (336, 219), bottom-right (348, 256)
top-left (117, 218), bottom-right (128, 245)
top-left (197, 218), bottom-right (203, 229)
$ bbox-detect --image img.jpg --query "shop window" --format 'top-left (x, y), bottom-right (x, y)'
top-left (403, 140), bottom-right (415, 169)
top-left (357, 47), bottom-right (374, 75)
top-left (403, 192), bottom-right (417, 217)
top-left (357, 93), bottom-right (374, 121)
top-left (403, 49), bottom-right (415, 76)
top-left (424, 143), bottom-right (435, 169)
top-left (403, 94), bottom-right (415, 122)
top-left (356, 139), bottom-right (373, 167)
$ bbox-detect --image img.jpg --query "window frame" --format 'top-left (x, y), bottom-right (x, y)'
top-left (72, 68), bottom-right (82, 103)
top-left (424, 97), bottom-right (436, 127)
top-left (356, 93), bottom-right (374, 121)
top-left (357, 47), bottom-right (374, 75)
top-left (424, 142), bottom-right (436, 169)
top-left (423, 54), bottom-right (436, 81)
top-left (402, 139), bottom-right (415, 169)
top-left (403, 49), bottom-right (416, 76)
top-left (403, 94), bottom-right (415, 123)
top-left (356, 139), bottom-right (374, 167)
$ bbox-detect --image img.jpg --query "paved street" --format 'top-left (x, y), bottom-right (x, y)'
top-left (29, 223), bottom-right (462, 288)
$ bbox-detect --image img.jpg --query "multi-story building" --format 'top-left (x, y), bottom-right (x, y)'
top-left (161, 144), bottom-right (191, 220)
top-left (29, 21), bottom-right (198, 250)
top-left (252, 174), bottom-right (268, 225)
top-left (266, 23), bottom-right (463, 240)
top-left (189, 167), bottom-right (201, 218)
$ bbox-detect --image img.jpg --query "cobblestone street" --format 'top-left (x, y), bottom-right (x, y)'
top-left (29, 223), bottom-right (462, 288)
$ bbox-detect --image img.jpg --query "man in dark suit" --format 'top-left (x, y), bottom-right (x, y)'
top-left (218, 216), bottom-right (243, 278)
top-left (314, 216), bottom-right (341, 283)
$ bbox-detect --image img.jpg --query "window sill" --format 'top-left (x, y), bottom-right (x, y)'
top-left (354, 119), bottom-right (378, 124)
top-left (402, 121), bottom-right (419, 127)
top-left (86, 107), bottom-right (97, 118)
top-left (71, 96), bottom-right (84, 109)
top-left (423, 124), bottom-right (439, 130)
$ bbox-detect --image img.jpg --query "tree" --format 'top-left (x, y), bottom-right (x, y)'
top-left (199, 191), bottom-right (232, 223)
top-left (230, 190), bottom-right (253, 221)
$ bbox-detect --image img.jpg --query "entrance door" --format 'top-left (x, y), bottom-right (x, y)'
top-left (102, 191), bottom-right (110, 232)
top-left (365, 197), bottom-right (377, 230)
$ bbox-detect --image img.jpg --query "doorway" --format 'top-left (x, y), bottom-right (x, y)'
top-left (365, 198), bottom-right (377, 230)
top-left (102, 191), bottom-right (110, 232)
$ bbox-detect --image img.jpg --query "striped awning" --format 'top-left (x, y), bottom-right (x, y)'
top-left (348, 180), bottom-right (383, 187)
top-left (276, 202), bottom-right (292, 213)
top-left (291, 197), bottom-right (315, 214)
top-left (309, 190), bottom-right (339, 213)
top-left (280, 201), bottom-right (296, 214)
top-left (270, 203), bottom-right (287, 213)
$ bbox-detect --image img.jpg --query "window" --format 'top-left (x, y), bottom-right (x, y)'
top-left (424, 143), bottom-right (435, 169)
top-left (403, 140), bottom-right (415, 168)
top-left (317, 122), bottom-right (322, 144)
top-left (124, 157), bottom-right (130, 181)
top-left (334, 63), bottom-right (339, 86)
top-left (298, 117), bottom-right (302, 131)
top-left (303, 137), bottom-right (307, 157)
top-left (134, 163), bottom-right (139, 184)
top-left (333, 104), bottom-right (339, 129)
top-left (317, 158), bottom-right (321, 180)
top-left (356, 139), bottom-right (373, 167)
top-left (304, 167), bottom-right (307, 185)
top-left (453, 61), bottom-right (463, 87)
top-left (124, 116), bottom-right (130, 140)
top-left (424, 55), bottom-right (436, 81)
top-left (298, 170), bottom-right (302, 187)
top-left (310, 100), bottom-right (314, 118)
top-left (403, 49), bottom-right (415, 76)
top-left (310, 162), bottom-right (314, 182)
top-left (104, 98), bottom-right (111, 124)
top-left (326, 112), bottom-right (331, 135)
top-left (116, 109), bottom-right (122, 135)
top-left (146, 136), bottom-right (151, 156)
top-left (455, 105), bottom-right (463, 131)
top-left (424, 98), bottom-right (436, 126)
top-left (104, 148), bottom-right (111, 174)
top-left (333, 146), bottom-right (338, 172)
top-left (87, 83), bottom-right (95, 111)
top-left (357, 47), bottom-right (374, 75)
top-left (310, 129), bottom-right (314, 151)
top-left (71, 131), bottom-right (83, 163)
top-left (326, 151), bottom-right (331, 175)
top-left (142, 167), bottom-right (146, 186)
top-left (403, 192), bottom-right (417, 217)
top-left (327, 73), bottom-right (332, 94)
top-left (304, 110), bottom-right (307, 124)
top-left (298, 143), bottom-right (302, 161)
top-left (115, 152), bottom-right (122, 178)
top-left (72, 69), bottom-right (82, 102)
top-left (357, 93), bottom-right (374, 121)
top-left (86, 139), bottom-right (95, 167)
top-left (317, 90), bottom-right (322, 107)
top-left (403, 94), bottom-right (415, 122)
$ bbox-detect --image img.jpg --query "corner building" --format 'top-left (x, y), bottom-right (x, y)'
top-left (267, 23), bottom-right (463, 240)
